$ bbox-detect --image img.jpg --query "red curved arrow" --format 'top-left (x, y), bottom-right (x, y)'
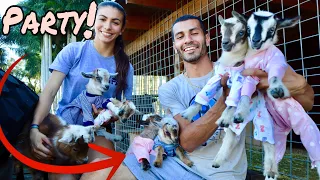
top-left (0, 55), bottom-right (125, 180)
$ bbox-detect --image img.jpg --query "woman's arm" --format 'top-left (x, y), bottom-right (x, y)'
top-left (30, 71), bottom-right (65, 159)
top-left (242, 67), bottom-right (314, 111)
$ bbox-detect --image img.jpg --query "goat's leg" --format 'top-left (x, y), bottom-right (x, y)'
top-left (234, 96), bottom-right (251, 123)
top-left (95, 128), bottom-right (123, 142)
top-left (216, 106), bottom-right (236, 127)
top-left (212, 128), bottom-right (237, 168)
top-left (180, 103), bottom-right (202, 121)
top-left (175, 146), bottom-right (193, 167)
top-left (153, 146), bottom-right (165, 168)
top-left (316, 161), bottom-right (320, 180)
top-left (267, 77), bottom-right (290, 100)
top-left (107, 102), bottom-right (124, 116)
top-left (94, 110), bottom-right (113, 126)
top-left (263, 142), bottom-right (278, 180)
top-left (141, 158), bottom-right (151, 171)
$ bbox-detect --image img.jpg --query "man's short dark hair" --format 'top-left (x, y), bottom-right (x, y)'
top-left (171, 15), bottom-right (207, 40)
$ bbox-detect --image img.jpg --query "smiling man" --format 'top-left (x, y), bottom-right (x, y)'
top-left (121, 15), bottom-right (314, 180)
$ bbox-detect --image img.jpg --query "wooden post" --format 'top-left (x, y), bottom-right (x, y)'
top-left (41, 33), bottom-right (52, 90)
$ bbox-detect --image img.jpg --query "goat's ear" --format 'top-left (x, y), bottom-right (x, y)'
top-left (277, 16), bottom-right (300, 29)
top-left (232, 11), bottom-right (248, 24)
top-left (81, 72), bottom-right (94, 79)
top-left (109, 72), bottom-right (118, 78)
top-left (134, 109), bottom-right (143, 115)
top-left (218, 15), bottom-right (224, 25)
top-left (58, 134), bottom-right (74, 144)
top-left (110, 98), bottom-right (122, 106)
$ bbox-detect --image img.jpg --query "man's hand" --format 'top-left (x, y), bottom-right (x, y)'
top-left (220, 73), bottom-right (230, 98)
top-left (242, 67), bottom-right (314, 111)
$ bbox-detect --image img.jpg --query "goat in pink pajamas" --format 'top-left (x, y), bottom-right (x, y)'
top-left (234, 10), bottom-right (320, 180)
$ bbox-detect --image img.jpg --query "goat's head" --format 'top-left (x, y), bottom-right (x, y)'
top-left (158, 117), bottom-right (179, 144)
top-left (110, 98), bottom-right (142, 123)
top-left (82, 68), bottom-right (118, 95)
top-left (218, 11), bottom-right (248, 52)
top-left (247, 10), bottom-right (300, 51)
top-left (57, 125), bottom-right (98, 164)
top-left (139, 114), bottom-right (163, 126)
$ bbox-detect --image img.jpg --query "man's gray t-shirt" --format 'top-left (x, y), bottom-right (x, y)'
top-left (158, 70), bottom-right (247, 180)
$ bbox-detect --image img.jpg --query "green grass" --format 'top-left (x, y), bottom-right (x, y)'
top-left (246, 146), bottom-right (318, 180)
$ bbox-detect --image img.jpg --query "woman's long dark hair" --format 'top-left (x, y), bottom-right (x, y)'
top-left (98, 1), bottom-right (130, 97)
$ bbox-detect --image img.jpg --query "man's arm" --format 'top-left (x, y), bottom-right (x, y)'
top-left (158, 74), bottom-right (230, 152)
top-left (174, 95), bottom-right (226, 152)
top-left (242, 67), bottom-right (314, 111)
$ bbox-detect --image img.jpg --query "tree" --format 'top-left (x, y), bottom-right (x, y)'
top-left (1, 0), bottom-right (100, 92)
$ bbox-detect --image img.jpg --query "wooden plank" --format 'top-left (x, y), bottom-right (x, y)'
top-left (126, 0), bottom-right (176, 11)
top-left (126, 16), bottom-right (150, 30)
top-left (125, 0), bottom-right (226, 55)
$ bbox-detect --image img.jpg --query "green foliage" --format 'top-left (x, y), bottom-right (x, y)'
top-left (1, 0), bottom-right (102, 92)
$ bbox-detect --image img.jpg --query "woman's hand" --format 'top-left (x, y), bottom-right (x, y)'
top-left (30, 128), bottom-right (53, 160)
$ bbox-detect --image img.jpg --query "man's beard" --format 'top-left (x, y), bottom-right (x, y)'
top-left (177, 42), bottom-right (207, 64)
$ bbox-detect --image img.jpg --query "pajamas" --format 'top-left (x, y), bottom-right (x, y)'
top-left (266, 97), bottom-right (320, 168)
top-left (229, 91), bottom-right (274, 144)
top-left (196, 62), bottom-right (275, 144)
top-left (242, 45), bottom-right (320, 167)
top-left (59, 90), bottom-right (110, 126)
top-left (195, 62), bottom-right (245, 107)
top-left (128, 136), bottom-right (156, 163)
top-left (153, 135), bottom-right (179, 157)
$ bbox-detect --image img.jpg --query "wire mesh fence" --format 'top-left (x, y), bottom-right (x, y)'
top-left (114, 0), bottom-right (320, 179)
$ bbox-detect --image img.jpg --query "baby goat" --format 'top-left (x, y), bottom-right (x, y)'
top-left (14, 114), bottom-right (97, 180)
top-left (234, 10), bottom-right (320, 179)
top-left (128, 114), bottom-right (193, 171)
top-left (180, 11), bottom-right (260, 168)
top-left (181, 11), bottom-right (248, 127)
top-left (60, 68), bottom-right (141, 142)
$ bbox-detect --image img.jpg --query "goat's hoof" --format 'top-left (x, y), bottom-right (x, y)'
top-left (212, 163), bottom-right (220, 168)
top-left (185, 160), bottom-right (194, 167)
top-left (219, 122), bottom-right (229, 128)
top-left (269, 87), bottom-right (284, 99)
top-left (113, 135), bottom-right (123, 142)
top-left (162, 154), bottom-right (167, 160)
top-left (141, 159), bottom-right (151, 171)
top-left (153, 160), bottom-right (162, 168)
top-left (118, 109), bottom-right (125, 116)
top-left (234, 114), bottom-right (244, 123)
top-left (264, 171), bottom-right (277, 180)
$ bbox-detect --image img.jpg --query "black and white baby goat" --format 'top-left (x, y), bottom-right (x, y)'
top-left (180, 11), bottom-right (249, 168)
top-left (60, 68), bottom-right (141, 142)
top-left (234, 10), bottom-right (320, 180)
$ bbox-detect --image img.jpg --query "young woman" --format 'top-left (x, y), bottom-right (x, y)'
top-left (29, 1), bottom-right (133, 179)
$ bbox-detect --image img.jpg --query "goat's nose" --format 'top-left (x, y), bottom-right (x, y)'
top-left (222, 40), bottom-right (230, 45)
top-left (105, 85), bottom-right (109, 90)
top-left (252, 36), bottom-right (261, 43)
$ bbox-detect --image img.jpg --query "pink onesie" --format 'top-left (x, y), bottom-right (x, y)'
top-left (127, 136), bottom-right (156, 163)
top-left (242, 45), bottom-right (320, 168)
